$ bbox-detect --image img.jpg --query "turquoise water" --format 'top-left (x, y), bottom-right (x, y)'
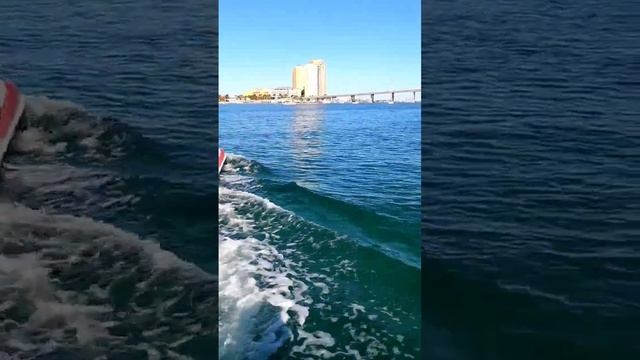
top-left (219, 103), bottom-right (421, 359)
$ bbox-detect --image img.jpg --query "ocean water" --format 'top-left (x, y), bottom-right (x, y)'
top-left (219, 103), bottom-right (421, 359)
top-left (0, 1), bottom-right (216, 358)
top-left (423, 0), bottom-right (639, 359)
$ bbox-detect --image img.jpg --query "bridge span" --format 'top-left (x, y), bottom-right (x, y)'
top-left (310, 88), bottom-right (421, 103)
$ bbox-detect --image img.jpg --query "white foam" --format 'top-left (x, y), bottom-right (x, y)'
top-left (347, 303), bottom-right (366, 320)
top-left (223, 153), bottom-right (259, 175)
top-left (218, 165), bottom-right (322, 359)
top-left (0, 202), bottom-right (211, 276)
top-left (219, 154), bottom-right (416, 359)
top-left (5, 95), bottom-right (121, 163)
top-left (219, 186), bottom-right (284, 212)
top-left (10, 127), bottom-right (67, 155)
top-left (0, 251), bottom-right (111, 348)
top-left (0, 202), bottom-right (215, 357)
top-left (1, 162), bottom-right (139, 218)
top-left (23, 95), bottom-right (85, 118)
top-left (297, 329), bottom-right (336, 347)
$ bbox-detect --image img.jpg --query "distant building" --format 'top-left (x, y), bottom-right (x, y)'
top-left (310, 59), bottom-right (327, 96)
top-left (292, 66), bottom-right (307, 94)
top-left (304, 63), bottom-right (319, 97)
top-left (291, 59), bottom-right (327, 98)
top-left (243, 88), bottom-right (273, 98)
top-left (273, 86), bottom-right (301, 98)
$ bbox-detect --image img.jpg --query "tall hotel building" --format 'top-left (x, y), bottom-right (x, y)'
top-left (292, 65), bottom-right (307, 95)
top-left (292, 59), bottom-right (326, 98)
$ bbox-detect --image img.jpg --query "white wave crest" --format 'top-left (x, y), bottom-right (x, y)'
top-left (0, 202), bottom-right (215, 358)
top-left (219, 185), bottom-right (311, 360)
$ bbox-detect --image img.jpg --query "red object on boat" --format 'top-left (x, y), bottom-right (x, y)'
top-left (0, 80), bottom-right (24, 164)
top-left (218, 148), bottom-right (226, 174)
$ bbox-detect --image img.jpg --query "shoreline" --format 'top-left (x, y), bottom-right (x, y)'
top-left (218, 100), bottom-right (421, 105)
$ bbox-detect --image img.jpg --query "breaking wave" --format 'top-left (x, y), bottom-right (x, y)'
top-left (218, 154), bottom-right (420, 360)
top-left (0, 96), bottom-right (215, 359)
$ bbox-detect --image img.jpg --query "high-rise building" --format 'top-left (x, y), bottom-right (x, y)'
top-left (291, 59), bottom-right (327, 98)
top-left (292, 65), bottom-right (307, 94)
top-left (311, 59), bottom-right (326, 96)
top-left (304, 63), bottom-right (319, 97)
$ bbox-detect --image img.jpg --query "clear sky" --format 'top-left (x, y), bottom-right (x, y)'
top-left (219, 0), bottom-right (420, 95)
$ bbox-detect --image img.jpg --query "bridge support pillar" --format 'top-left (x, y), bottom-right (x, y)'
top-left (371, 94), bottom-right (374, 103)
top-left (351, 95), bottom-right (356, 103)
top-left (391, 92), bottom-right (395, 102)
top-left (413, 91), bottom-right (416, 102)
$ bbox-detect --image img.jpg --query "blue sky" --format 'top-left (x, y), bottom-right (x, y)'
top-left (219, 0), bottom-right (420, 95)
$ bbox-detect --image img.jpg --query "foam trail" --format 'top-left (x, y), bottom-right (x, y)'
top-left (1, 93), bottom-right (217, 358)
top-left (219, 191), bottom-right (309, 359)
top-left (6, 95), bottom-right (127, 162)
top-left (218, 154), bottom-right (418, 359)
top-left (0, 202), bottom-right (215, 358)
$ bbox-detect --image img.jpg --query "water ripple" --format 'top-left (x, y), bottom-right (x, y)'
top-left (423, 0), bottom-right (640, 358)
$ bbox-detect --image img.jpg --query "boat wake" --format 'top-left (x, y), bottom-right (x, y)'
top-left (219, 154), bottom-right (420, 360)
top-left (0, 203), bottom-right (215, 359)
top-left (219, 158), bottom-right (309, 359)
top-left (0, 95), bottom-right (215, 359)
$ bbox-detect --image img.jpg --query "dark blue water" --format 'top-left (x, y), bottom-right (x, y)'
top-left (219, 103), bottom-right (421, 359)
top-left (423, 0), bottom-right (640, 359)
top-left (0, 1), bottom-right (216, 358)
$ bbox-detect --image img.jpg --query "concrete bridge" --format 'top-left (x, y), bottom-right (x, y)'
top-left (309, 88), bottom-right (421, 103)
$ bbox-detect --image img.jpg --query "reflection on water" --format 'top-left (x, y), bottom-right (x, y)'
top-left (291, 105), bottom-right (324, 189)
